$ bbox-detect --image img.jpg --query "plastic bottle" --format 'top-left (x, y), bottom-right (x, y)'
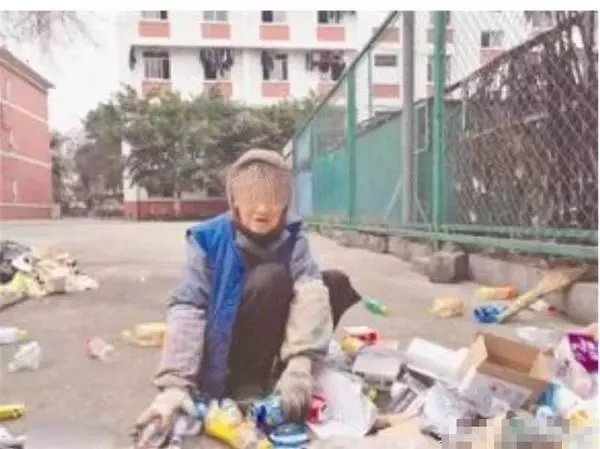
top-left (362, 298), bottom-right (388, 316)
top-left (121, 322), bottom-right (167, 347)
top-left (8, 341), bottom-right (41, 372)
top-left (475, 286), bottom-right (517, 300)
top-left (0, 327), bottom-right (28, 345)
top-left (86, 337), bottom-right (116, 361)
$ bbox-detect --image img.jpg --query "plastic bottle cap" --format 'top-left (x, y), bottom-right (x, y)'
top-left (18, 329), bottom-right (28, 340)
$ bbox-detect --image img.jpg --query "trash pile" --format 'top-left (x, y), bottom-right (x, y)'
top-left (0, 240), bottom-right (98, 306)
top-left (130, 313), bottom-right (597, 449)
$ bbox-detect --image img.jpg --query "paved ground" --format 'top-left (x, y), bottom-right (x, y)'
top-left (0, 219), bottom-right (577, 448)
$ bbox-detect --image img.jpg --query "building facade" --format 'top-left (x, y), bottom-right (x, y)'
top-left (116, 10), bottom-right (560, 219)
top-left (0, 47), bottom-right (53, 220)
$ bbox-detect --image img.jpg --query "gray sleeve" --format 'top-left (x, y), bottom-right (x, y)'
top-left (289, 231), bottom-right (322, 282)
top-left (154, 233), bottom-right (210, 391)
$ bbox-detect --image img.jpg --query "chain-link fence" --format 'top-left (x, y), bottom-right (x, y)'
top-left (290, 11), bottom-right (598, 259)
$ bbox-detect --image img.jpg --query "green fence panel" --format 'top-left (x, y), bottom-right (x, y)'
top-left (354, 116), bottom-right (402, 226)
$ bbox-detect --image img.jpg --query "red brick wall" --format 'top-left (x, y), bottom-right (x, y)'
top-left (123, 199), bottom-right (228, 220)
top-left (0, 56), bottom-right (52, 220)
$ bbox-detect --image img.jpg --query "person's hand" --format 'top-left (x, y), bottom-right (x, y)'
top-left (275, 356), bottom-right (313, 422)
top-left (132, 387), bottom-right (195, 445)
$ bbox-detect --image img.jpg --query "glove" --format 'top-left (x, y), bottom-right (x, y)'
top-left (275, 356), bottom-right (313, 422)
top-left (133, 387), bottom-right (195, 445)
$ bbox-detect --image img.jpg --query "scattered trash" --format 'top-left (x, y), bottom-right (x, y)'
top-left (473, 304), bottom-right (506, 323)
top-left (0, 327), bottom-right (28, 345)
top-left (496, 266), bottom-right (589, 323)
top-left (0, 404), bottom-right (25, 421)
top-left (515, 326), bottom-right (563, 353)
top-left (204, 398), bottom-right (272, 449)
top-left (308, 369), bottom-right (378, 439)
top-left (343, 326), bottom-right (380, 345)
top-left (362, 297), bottom-right (388, 316)
top-left (458, 332), bottom-right (552, 417)
top-left (0, 240), bottom-right (98, 304)
top-left (250, 395), bottom-right (287, 429)
top-left (404, 338), bottom-right (467, 383)
top-left (269, 423), bottom-right (309, 447)
top-left (7, 341), bottom-right (41, 372)
top-left (352, 346), bottom-right (403, 391)
top-left (420, 383), bottom-right (478, 438)
top-left (553, 332), bottom-right (598, 398)
top-left (429, 297), bottom-right (464, 318)
top-left (341, 336), bottom-right (366, 354)
top-left (121, 322), bottom-right (167, 347)
top-left (0, 240), bottom-right (30, 283)
top-left (0, 425), bottom-right (26, 448)
top-left (475, 285), bottom-right (517, 301)
top-left (86, 337), bottom-right (116, 362)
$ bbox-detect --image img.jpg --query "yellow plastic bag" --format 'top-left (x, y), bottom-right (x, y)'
top-left (430, 297), bottom-right (464, 318)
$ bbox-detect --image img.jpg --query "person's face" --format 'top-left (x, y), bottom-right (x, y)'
top-left (231, 167), bottom-right (289, 234)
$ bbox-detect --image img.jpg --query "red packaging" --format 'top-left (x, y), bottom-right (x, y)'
top-left (343, 326), bottom-right (380, 345)
top-left (308, 394), bottom-right (328, 423)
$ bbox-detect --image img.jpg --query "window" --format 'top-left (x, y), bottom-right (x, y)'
top-left (261, 11), bottom-right (286, 23)
top-left (427, 55), bottom-right (451, 83)
top-left (203, 11), bottom-right (228, 22)
top-left (262, 52), bottom-right (288, 81)
top-left (429, 12), bottom-right (451, 26)
top-left (11, 180), bottom-right (18, 202)
top-left (8, 129), bottom-right (15, 149)
top-left (143, 51), bottom-right (171, 80)
top-left (481, 30), bottom-right (504, 48)
top-left (374, 54), bottom-right (398, 67)
top-left (200, 48), bottom-right (233, 81)
top-left (317, 11), bottom-right (347, 25)
top-left (141, 11), bottom-right (168, 20)
top-left (530, 11), bottom-right (554, 28)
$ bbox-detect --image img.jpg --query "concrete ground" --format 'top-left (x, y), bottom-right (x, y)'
top-left (0, 219), bottom-right (577, 448)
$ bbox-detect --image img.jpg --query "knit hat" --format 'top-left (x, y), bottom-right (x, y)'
top-left (226, 148), bottom-right (292, 210)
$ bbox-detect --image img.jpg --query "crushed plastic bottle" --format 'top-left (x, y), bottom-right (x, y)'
top-left (86, 337), bottom-right (116, 362)
top-left (8, 341), bottom-right (41, 372)
top-left (515, 326), bottom-right (563, 352)
top-left (0, 327), bottom-right (28, 345)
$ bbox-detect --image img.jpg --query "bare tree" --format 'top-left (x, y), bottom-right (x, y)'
top-left (0, 11), bottom-right (92, 50)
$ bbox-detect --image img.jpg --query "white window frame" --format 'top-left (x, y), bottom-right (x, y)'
top-left (143, 51), bottom-right (171, 81)
top-left (141, 11), bottom-right (168, 20)
top-left (480, 30), bottom-right (504, 49)
top-left (261, 11), bottom-right (286, 24)
top-left (203, 11), bottom-right (228, 23)
top-left (373, 54), bottom-right (398, 67)
top-left (427, 55), bottom-right (451, 83)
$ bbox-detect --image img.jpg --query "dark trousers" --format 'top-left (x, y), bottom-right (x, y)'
top-left (226, 264), bottom-right (361, 394)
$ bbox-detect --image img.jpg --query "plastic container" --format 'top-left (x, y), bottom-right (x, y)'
top-left (7, 341), bottom-right (41, 372)
top-left (86, 337), bottom-right (115, 361)
top-left (0, 327), bottom-right (28, 345)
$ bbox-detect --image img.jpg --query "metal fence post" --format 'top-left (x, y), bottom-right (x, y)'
top-left (346, 68), bottom-right (357, 224)
top-left (401, 11), bottom-right (415, 226)
top-left (431, 11), bottom-right (447, 232)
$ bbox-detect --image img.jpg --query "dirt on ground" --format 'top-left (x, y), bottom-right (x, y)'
top-left (0, 219), bottom-right (577, 448)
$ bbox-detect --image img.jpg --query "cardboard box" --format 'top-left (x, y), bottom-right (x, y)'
top-left (459, 332), bottom-right (552, 417)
